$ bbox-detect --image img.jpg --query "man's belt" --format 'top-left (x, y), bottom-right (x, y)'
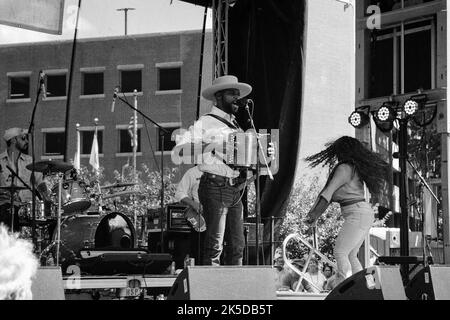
top-left (203, 172), bottom-right (246, 188)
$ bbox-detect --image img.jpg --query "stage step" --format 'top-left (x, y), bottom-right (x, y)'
top-left (276, 291), bottom-right (329, 300)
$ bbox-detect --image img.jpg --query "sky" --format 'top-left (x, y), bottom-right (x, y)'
top-left (0, 0), bottom-right (212, 44)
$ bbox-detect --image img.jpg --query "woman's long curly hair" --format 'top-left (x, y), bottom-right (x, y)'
top-left (305, 136), bottom-right (389, 195)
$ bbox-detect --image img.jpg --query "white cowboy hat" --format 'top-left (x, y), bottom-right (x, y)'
top-left (3, 128), bottom-right (28, 142)
top-left (202, 75), bottom-right (252, 101)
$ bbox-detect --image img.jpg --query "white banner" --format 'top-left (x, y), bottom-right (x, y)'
top-left (0, 0), bottom-right (65, 35)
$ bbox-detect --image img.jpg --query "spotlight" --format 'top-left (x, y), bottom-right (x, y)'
top-left (403, 100), bottom-right (419, 116)
top-left (375, 103), bottom-right (396, 122)
top-left (403, 94), bottom-right (427, 117)
top-left (348, 106), bottom-right (370, 128)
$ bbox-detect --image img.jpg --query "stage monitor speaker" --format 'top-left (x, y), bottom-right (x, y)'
top-left (405, 265), bottom-right (450, 300)
top-left (31, 267), bottom-right (65, 300)
top-left (167, 266), bottom-right (277, 300)
top-left (148, 231), bottom-right (202, 269)
top-left (325, 266), bottom-right (406, 300)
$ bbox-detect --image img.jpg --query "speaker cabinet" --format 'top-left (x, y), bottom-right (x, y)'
top-left (148, 231), bottom-right (203, 269)
top-left (405, 265), bottom-right (450, 300)
top-left (31, 267), bottom-right (65, 300)
top-left (325, 266), bottom-right (406, 300)
top-left (167, 266), bottom-right (277, 300)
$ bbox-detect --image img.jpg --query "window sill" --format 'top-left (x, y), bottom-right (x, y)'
top-left (115, 152), bottom-right (143, 157)
top-left (81, 154), bottom-right (105, 158)
top-left (121, 92), bottom-right (144, 97)
top-left (154, 151), bottom-right (172, 156)
top-left (41, 155), bottom-right (64, 160)
top-left (155, 90), bottom-right (182, 96)
top-left (80, 94), bottom-right (105, 99)
top-left (43, 96), bottom-right (67, 101)
top-left (6, 98), bottom-right (31, 103)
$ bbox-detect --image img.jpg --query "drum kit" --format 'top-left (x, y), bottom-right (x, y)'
top-left (2, 159), bottom-right (140, 273)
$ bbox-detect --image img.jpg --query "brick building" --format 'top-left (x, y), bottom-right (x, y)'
top-left (0, 30), bottom-right (213, 182)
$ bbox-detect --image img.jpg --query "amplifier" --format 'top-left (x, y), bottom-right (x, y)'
top-left (167, 204), bottom-right (191, 231)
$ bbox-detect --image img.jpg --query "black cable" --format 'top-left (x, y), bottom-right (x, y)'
top-left (143, 121), bottom-right (160, 172)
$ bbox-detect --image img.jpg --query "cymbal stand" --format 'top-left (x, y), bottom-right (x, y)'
top-left (95, 180), bottom-right (104, 214)
top-left (55, 172), bottom-right (63, 266)
top-left (9, 171), bottom-right (16, 232)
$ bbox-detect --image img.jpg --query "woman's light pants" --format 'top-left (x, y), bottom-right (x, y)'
top-left (334, 202), bottom-right (374, 283)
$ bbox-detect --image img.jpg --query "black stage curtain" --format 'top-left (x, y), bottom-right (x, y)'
top-left (228, 0), bottom-right (305, 222)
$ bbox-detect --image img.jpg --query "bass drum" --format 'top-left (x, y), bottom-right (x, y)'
top-left (41, 212), bottom-right (135, 273)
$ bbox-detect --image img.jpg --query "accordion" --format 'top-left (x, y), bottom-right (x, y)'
top-left (226, 131), bottom-right (271, 169)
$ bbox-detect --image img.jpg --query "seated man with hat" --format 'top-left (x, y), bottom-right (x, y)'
top-left (0, 127), bottom-right (50, 232)
top-left (174, 75), bottom-right (274, 266)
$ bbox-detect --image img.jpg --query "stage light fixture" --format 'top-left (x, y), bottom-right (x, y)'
top-left (375, 103), bottom-right (396, 122)
top-left (403, 94), bottom-right (427, 117)
top-left (403, 100), bottom-right (419, 116)
top-left (348, 105), bottom-right (370, 128)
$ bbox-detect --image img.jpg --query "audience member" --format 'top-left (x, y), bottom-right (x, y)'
top-left (303, 257), bottom-right (327, 292)
top-left (0, 225), bottom-right (38, 300)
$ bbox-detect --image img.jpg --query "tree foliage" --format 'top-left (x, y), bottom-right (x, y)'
top-left (76, 164), bottom-right (178, 240)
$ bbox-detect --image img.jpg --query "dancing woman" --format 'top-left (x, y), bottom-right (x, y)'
top-left (304, 136), bottom-right (388, 285)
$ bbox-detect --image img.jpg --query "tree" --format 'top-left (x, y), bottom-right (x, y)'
top-left (246, 173), bottom-right (343, 263)
top-left (75, 164), bottom-right (178, 243)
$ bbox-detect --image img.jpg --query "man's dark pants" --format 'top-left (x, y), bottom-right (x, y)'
top-left (198, 174), bottom-right (244, 266)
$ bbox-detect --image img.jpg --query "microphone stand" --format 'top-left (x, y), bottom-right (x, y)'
top-left (407, 158), bottom-right (440, 267)
top-left (25, 72), bottom-right (45, 250)
top-left (245, 101), bottom-right (273, 265)
top-left (115, 94), bottom-right (170, 253)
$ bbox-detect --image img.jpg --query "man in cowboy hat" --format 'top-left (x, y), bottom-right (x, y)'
top-left (0, 128), bottom-right (50, 232)
top-left (174, 75), bottom-right (273, 266)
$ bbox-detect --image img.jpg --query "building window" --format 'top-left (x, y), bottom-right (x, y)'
top-left (43, 131), bottom-right (65, 156)
top-left (118, 128), bottom-right (141, 153)
top-left (157, 126), bottom-right (180, 152)
top-left (81, 130), bottom-right (104, 155)
top-left (368, 19), bottom-right (433, 98)
top-left (9, 76), bottom-right (30, 99)
top-left (46, 73), bottom-right (67, 97)
top-left (121, 70), bottom-right (142, 93)
top-left (82, 72), bottom-right (104, 95)
top-left (158, 67), bottom-right (181, 91)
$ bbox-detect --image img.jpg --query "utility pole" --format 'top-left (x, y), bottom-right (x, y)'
top-left (117, 7), bottom-right (135, 35)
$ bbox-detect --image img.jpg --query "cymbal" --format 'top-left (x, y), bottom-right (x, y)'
top-left (100, 182), bottom-right (136, 189)
top-left (26, 160), bottom-right (74, 173)
top-left (0, 185), bottom-right (28, 192)
top-left (102, 190), bottom-right (139, 200)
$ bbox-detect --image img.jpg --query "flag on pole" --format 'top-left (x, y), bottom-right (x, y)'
top-left (0, 0), bottom-right (65, 35)
top-left (73, 125), bottom-right (80, 170)
top-left (128, 116), bottom-right (138, 148)
top-left (89, 126), bottom-right (100, 174)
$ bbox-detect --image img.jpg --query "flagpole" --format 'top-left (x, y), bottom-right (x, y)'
top-left (91, 118), bottom-right (102, 214)
top-left (133, 89), bottom-right (138, 231)
top-left (74, 123), bottom-right (80, 171)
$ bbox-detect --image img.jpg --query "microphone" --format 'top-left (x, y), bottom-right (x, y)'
top-left (39, 71), bottom-right (46, 98)
top-left (236, 98), bottom-right (252, 109)
top-left (111, 87), bottom-right (119, 112)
